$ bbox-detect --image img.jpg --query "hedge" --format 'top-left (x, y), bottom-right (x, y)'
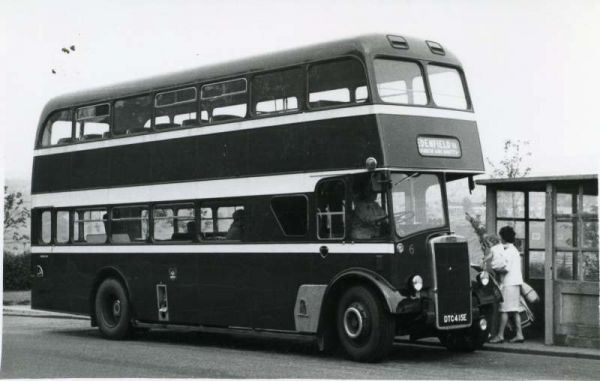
top-left (4, 251), bottom-right (31, 290)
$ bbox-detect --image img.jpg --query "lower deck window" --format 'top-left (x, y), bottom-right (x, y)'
top-left (73, 209), bottom-right (107, 243)
top-left (111, 206), bottom-right (149, 243)
top-left (200, 206), bottom-right (245, 240)
top-left (316, 180), bottom-right (346, 239)
top-left (56, 211), bottom-right (70, 243)
top-left (153, 205), bottom-right (195, 241)
top-left (41, 211), bottom-right (52, 244)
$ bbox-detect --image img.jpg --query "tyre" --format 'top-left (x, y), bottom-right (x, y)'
top-left (336, 285), bottom-right (395, 362)
top-left (94, 278), bottom-right (132, 339)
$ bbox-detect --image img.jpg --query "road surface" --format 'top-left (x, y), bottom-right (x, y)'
top-left (1, 315), bottom-right (598, 379)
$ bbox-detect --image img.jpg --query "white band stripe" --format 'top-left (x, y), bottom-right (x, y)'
top-left (30, 167), bottom-right (482, 208)
top-left (31, 243), bottom-right (395, 254)
top-left (33, 104), bottom-right (476, 157)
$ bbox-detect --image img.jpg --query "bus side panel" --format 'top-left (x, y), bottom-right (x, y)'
top-left (31, 115), bottom-right (381, 194)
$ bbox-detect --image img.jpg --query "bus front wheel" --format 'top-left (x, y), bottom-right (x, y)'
top-left (336, 285), bottom-right (395, 362)
top-left (94, 278), bottom-right (132, 339)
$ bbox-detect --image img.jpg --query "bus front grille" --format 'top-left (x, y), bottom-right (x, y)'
top-left (431, 239), bottom-right (472, 330)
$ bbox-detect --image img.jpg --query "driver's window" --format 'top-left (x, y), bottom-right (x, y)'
top-left (350, 175), bottom-right (389, 240)
top-left (316, 180), bottom-right (346, 240)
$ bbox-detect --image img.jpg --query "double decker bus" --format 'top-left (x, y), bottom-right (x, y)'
top-left (30, 34), bottom-right (499, 362)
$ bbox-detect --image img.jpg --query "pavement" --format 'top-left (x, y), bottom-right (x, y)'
top-left (4, 303), bottom-right (599, 361)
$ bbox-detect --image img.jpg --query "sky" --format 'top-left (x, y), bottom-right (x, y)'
top-left (1, 0), bottom-right (599, 182)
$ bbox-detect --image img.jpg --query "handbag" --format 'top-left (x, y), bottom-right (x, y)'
top-left (520, 282), bottom-right (540, 304)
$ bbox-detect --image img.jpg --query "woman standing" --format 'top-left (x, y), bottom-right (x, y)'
top-left (489, 226), bottom-right (525, 343)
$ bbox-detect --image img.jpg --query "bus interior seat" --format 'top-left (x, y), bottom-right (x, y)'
top-left (81, 134), bottom-right (103, 141)
top-left (127, 127), bottom-right (150, 134)
top-left (111, 233), bottom-right (131, 243)
top-left (211, 114), bottom-right (241, 122)
top-left (310, 100), bottom-right (347, 108)
top-left (181, 119), bottom-right (199, 127)
top-left (56, 137), bottom-right (75, 144)
top-left (85, 234), bottom-right (107, 243)
top-left (155, 123), bottom-right (180, 130)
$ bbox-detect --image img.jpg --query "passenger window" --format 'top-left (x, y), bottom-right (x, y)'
top-left (309, 58), bottom-right (368, 108)
top-left (155, 87), bottom-right (199, 130)
top-left (374, 59), bottom-right (427, 105)
top-left (73, 209), bottom-right (107, 244)
top-left (76, 104), bottom-right (110, 141)
top-left (200, 79), bottom-right (247, 123)
top-left (427, 64), bottom-right (468, 109)
top-left (114, 95), bottom-right (153, 136)
top-left (153, 204), bottom-right (195, 241)
top-left (41, 110), bottom-right (73, 146)
top-left (200, 205), bottom-right (245, 240)
top-left (41, 211), bottom-right (52, 244)
top-left (111, 206), bottom-right (149, 243)
top-left (253, 68), bottom-right (303, 115)
top-left (56, 210), bottom-right (70, 243)
top-left (271, 196), bottom-right (308, 236)
top-left (316, 180), bottom-right (346, 239)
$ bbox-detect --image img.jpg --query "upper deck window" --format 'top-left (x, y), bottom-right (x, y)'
top-left (114, 95), bottom-right (152, 136)
top-left (155, 88), bottom-right (199, 130)
top-left (200, 79), bottom-right (247, 123)
top-left (427, 64), bottom-right (468, 110)
top-left (252, 68), bottom-right (303, 115)
top-left (374, 59), bottom-right (427, 105)
top-left (308, 58), bottom-right (368, 109)
top-left (76, 104), bottom-right (110, 141)
top-left (40, 110), bottom-right (73, 146)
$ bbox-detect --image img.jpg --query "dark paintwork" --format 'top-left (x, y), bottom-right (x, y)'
top-left (32, 114), bottom-right (483, 194)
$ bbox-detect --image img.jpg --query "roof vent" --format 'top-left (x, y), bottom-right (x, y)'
top-left (426, 40), bottom-right (445, 55)
top-left (387, 35), bottom-right (409, 50)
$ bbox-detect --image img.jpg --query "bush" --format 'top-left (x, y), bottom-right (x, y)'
top-left (3, 251), bottom-right (31, 290)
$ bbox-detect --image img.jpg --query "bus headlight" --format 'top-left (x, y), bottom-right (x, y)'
top-left (478, 271), bottom-right (490, 286)
top-left (411, 275), bottom-right (423, 292)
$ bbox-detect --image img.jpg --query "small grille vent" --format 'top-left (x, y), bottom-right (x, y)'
top-left (426, 40), bottom-right (445, 55)
top-left (387, 35), bottom-right (409, 50)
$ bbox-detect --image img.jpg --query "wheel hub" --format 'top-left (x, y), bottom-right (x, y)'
top-left (112, 299), bottom-right (121, 317)
top-left (343, 306), bottom-right (364, 339)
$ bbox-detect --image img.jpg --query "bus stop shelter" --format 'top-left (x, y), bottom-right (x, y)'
top-left (477, 174), bottom-right (598, 349)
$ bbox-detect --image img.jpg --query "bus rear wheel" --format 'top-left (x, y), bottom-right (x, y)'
top-left (336, 285), bottom-right (395, 362)
top-left (95, 278), bottom-right (132, 339)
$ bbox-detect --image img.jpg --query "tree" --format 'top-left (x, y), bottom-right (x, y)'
top-left (4, 186), bottom-right (30, 241)
top-left (486, 139), bottom-right (532, 178)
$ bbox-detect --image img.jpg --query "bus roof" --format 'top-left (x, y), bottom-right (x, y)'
top-left (40, 34), bottom-right (462, 117)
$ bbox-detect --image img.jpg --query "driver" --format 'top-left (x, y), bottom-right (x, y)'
top-left (350, 182), bottom-right (388, 240)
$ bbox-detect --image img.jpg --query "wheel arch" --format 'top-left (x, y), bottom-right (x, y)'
top-left (89, 266), bottom-right (133, 327)
top-left (316, 268), bottom-right (403, 337)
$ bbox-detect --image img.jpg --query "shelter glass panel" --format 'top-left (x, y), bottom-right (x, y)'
top-left (529, 221), bottom-right (545, 249)
top-left (582, 195), bottom-right (598, 215)
top-left (556, 193), bottom-right (574, 215)
top-left (528, 250), bottom-right (545, 279)
top-left (529, 191), bottom-right (546, 219)
top-left (556, 251), bottom-right (574, 280)
top-left (497, 191), bottom-right (524, 218)
top-left (582, 252), bottom-right (599, 282)
top-left (555, 221), bottom-right (575, 248)
top-left (583, 221), bottom-right (598, 249)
